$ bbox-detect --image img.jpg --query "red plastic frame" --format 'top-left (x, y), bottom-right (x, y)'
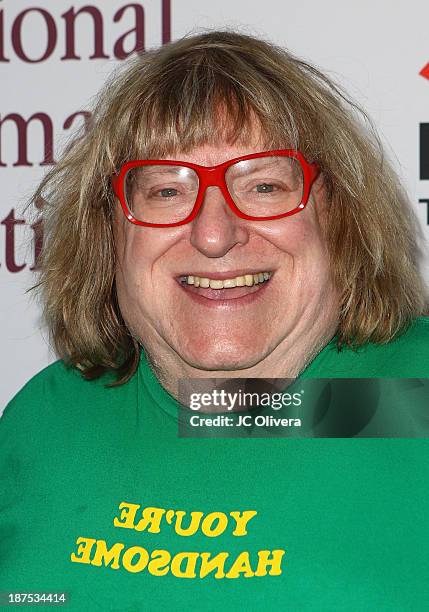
top-left (111, 149), bottom-right (320, 228)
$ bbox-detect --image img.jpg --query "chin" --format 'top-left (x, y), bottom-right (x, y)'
top-left (180, 342), bottom-right (265, 373)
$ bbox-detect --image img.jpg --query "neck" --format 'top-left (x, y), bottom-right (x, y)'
top-left (142, 318), bottom-right (338, 403)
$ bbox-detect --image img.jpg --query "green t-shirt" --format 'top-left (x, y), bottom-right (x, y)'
top-left (1, 317), bottom-right (429, 610)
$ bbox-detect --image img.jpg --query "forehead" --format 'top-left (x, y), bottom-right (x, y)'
top-left (159, 118), bottom-right (269, 166)
top-left (163, 141), bottom-right (268, 167)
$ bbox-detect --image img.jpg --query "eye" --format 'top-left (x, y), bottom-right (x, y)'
top-left (256, 183), bottom-right (275, 193)
top-left (159, 188), bottom-right (179, 197)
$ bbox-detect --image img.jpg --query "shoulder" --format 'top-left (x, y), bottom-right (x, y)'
top-left (356, 316), bottom-right (429, 376)
top-left (379, 316), bottom-right (429, 362)
top-left (4, 359), bottom-right (106, 410)
top-left (357, 316), bottom-right (429, 377)
top-left (305, 316), bottom-right (429, 378)
top-left (0, 359), bottom-right (128, 437)
top-left (6, 359), bottom-right (85, 402)
top-left (386, 316), bottom-right (429, 350)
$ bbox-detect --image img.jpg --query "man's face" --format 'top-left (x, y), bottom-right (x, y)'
top-left (114, 133), bottom-right (339, 377)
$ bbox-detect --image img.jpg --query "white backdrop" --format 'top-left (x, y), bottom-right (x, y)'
top-left (1, 0), bottom-right (429, 410)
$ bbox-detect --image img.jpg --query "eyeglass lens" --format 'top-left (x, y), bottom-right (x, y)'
top-left (124, 156), bottom-right (304, 224)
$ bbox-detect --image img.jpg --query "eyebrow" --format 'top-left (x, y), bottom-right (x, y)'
top-left (231, 158), bottom-right (293, 174)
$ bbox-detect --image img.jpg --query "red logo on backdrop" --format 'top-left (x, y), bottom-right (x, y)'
top-left (419, 63), bottom-right (429, 80)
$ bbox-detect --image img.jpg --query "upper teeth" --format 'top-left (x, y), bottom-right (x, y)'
top-left (180, 272), bottom-right (272, 289)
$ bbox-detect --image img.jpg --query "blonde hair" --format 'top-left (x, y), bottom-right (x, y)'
top-left (32, 30), bottom-right (428, 384)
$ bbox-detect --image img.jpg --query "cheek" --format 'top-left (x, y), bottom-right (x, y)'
top-left (260, 212), bottom-right (323, 257)
top-left (113, 221), bottom-right (153, 312)
top-left (115, 223), bottom-right (159, 281)
top-left (263, 213), bottom-right (332, 306)
top-left (114, 221), bottom-right (185, 309)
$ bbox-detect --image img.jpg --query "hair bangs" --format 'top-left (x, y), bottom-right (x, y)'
top-left (123, 50), bottom-right (301, 162)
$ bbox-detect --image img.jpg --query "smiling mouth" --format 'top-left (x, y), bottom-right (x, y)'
top-left (179, 271), bottom-right (272, 288)
top-left (176, 271), bottom-right (273, 301)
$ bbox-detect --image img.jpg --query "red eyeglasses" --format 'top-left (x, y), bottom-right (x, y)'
top-left (111, 149), bottom-right (320, 228)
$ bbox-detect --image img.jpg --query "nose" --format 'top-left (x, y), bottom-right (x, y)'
top-left (190, 186), bottom-right (250, 257)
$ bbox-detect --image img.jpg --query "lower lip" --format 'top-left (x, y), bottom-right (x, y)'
top-left (176, 277), bottom-right (273, 309)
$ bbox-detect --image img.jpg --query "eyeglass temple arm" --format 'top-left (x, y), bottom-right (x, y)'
top-left (309, 162), bottom-right (320, 183)
top-left (111, 174), bottom-right (120, 197)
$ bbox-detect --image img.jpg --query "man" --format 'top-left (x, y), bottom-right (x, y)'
top-left (1, 31), bottom-right (428, 609)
